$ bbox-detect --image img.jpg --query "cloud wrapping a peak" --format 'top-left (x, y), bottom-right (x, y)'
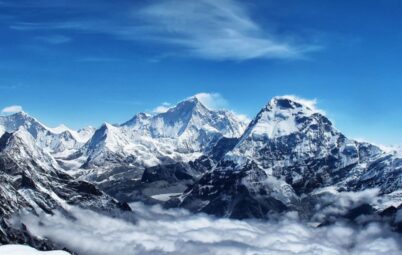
top-left (152, 102), bottom-right (172, 114)
top-left (194, 92), bottom-right (228, 110)
top-left (1, 105), bottom-right (23, 113)
top-left (278, 95), bottom-right (326, 115)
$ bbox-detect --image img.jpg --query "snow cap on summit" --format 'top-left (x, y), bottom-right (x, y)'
top-left (268, 95), bottom-right (325, 115)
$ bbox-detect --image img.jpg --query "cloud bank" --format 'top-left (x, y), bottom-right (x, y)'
top-left (20, 203), bottom-right (402, 255)
top-left (194, 92), bottom-right (229, 110)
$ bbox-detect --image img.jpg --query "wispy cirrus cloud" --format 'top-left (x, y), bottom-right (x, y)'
top-left (5, 0), bottom-right (320, 61)
top-left (36, 34), bottom-right (71, 44)
top-left (133, 0), bottom-right (313, 61)
top-left (77, 57), bottom-right (122, 63)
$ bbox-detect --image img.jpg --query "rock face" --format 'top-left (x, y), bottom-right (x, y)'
top-left (0, 129), bottom-right (129, 248)
top-left (172, 96), bottom-right (402, 220)
top-left (170, 161), bottom-right (297, 219)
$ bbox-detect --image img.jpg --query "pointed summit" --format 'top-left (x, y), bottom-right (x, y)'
top-left (0, 111), bottom-right (46, 138)
top-left (81, 94), bottom-right (248, 170)
top-left (150, 95), bottom-right (243, 139)
top-left (239, 96), bottom-right (328, 141)
top-left (226, 95), bottom-right (345, 172)
top-left (266, 95), bottom-right (322, 114)
top-left (121, 112), bottom-right (151, 127)
top-left (0, 111), bottom-right (89, 154)
top-left (162, 96), bottom-right (208, 117)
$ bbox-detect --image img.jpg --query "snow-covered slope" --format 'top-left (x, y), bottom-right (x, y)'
top-left (0, 245), bottom-right (70, 255)
top-left (175, 96), bottom-right (402, 219)
top-left (226, 96), bottom-right (356, 171)
top-left (0, 129), bottom-right (130, 248)
top-left (223, 96), bottom-right (401, 194)
top-left (1, 94), bottom-right (401, 224)
top-left (86, 96), bottom-right (247, 166)
top-left (0, 112), bottom-right (94, 155)
top-left (77, 96), bottom-right (248, 195)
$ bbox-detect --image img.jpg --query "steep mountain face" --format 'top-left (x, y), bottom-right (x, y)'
top-left (84, 97), bottom-right (247, 167)
top-left (1, 94), bottom-right (401, 227)
top-left (77, 97), bottom-right (248, 199)
top-left (0, 112), bottom-right (94, 155)
top-left (224, 97), bottom-right (401, 194)
top-left (0, 129), bottom-right (129, 248)
top-left (173, 96), bottom-right (402, 219)
top-left (169, 160), bottom-right (299, 219)
top-left (227, 97), bottom-right (356, 173)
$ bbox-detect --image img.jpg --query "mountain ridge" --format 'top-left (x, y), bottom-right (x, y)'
top-left (1, 95), bottom-right (401, 223)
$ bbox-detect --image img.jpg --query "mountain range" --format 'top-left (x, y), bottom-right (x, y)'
top-left (1, 94), bottom-right (401, 249)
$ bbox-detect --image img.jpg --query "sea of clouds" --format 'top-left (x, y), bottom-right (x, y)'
top-left (18, 201), bottom-right (402, 255)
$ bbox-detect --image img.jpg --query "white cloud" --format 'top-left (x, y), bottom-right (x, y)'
top-left (153, 102), bottom-right (172, 113)
top-left (135, 0), bottom-right (312, 60)
top-left (233, 112), bottom-right (251, 124)
top-left (279, 95), bottom-right (326, 115)
top-left (194, 93), bottom-right (228, 110)
top-left (20, 203), bottom-right (402, 255)
top-left (8, 0), bottom-right (319, 61)
top-left (1, 105), bottom-right (23, 113)
top-left (194, 93), bottom-right (250, 123)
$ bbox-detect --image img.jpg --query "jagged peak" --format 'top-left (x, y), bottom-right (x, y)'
top-left (48, 124), bottom-right (72, 134)
top-left (98, 122), bottom-right (118, 132)
top-left (2, 127), bottom-right (39, 155)
top-left (1, 111), bottom-right (62, 135)
top-left (238, 96), bottom-right (331, 141)
top-left (267, 95), bottom-right (325, 115)
top-left (10, 110), bottom-right (28, 116)
top-left (165, 95), bottom-right (208, 114)
top-left (79, 125), bottom-right (95, 131)
top-left (1, 110), bottom-right (33, 121)
top-left (11, 126), bottom-right (36, 142)
top-left (121, 112), bottom-right (151, 127)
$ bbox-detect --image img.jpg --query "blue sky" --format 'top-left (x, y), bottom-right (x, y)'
top-left (0, 0), bottom-right (401, 145)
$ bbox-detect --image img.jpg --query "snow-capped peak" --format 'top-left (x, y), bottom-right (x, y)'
top-left (268, 96), bottom-right (318, 115)
top-left (269, 95), bottom-right (324, 114)
top-left (121, 112), bottom-right (152, 127)
top-left (0, 112), bottom-right (92, 154)
top-left (81, 95), bottom-right (248, 170)
top-left (0, 111), bottom-right (48, 138)
top-left (150, 96), bottom-right (246, 139)
top-left (162, 96), bottom-right (207, 118)
top-left (240, 96), bottom-right (327, 140)
top-left (48, 124), bottom-right (71, 134)
top-left (225, 96), bottom-right (340, 169)
top-left (1, 127), bottom-right (61, 171)
top-left (85, 122), bottom-right (125, 153)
